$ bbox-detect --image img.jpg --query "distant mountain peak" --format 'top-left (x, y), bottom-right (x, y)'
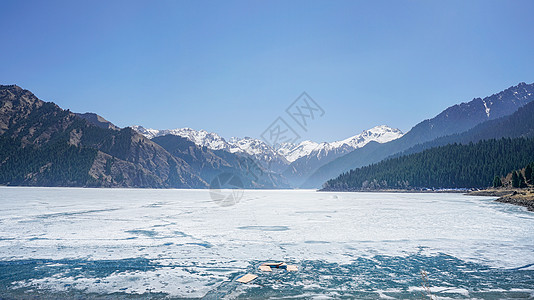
top-left (0, 84), bottom-right (21, 89)
top-left (131, 125), bottom-right (230, 151)
top-left (301, 81), bottom-right (534, 189)
top-left (131, 124), bottom-right (403, 164)
top-left (340, 125), bottom-right (404, 145)
top-left (75, 112), bottom-right (119, 130)
top-left (282, 125), bottom-right (404, 162)
top-left (131, 125), bottom-right (290, 172)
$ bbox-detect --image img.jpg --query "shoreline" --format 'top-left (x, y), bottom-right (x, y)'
top-left (467, 188), bottom-right (534, 212)
top-left (321, 187), bottom-right (534, 212)
top-left (319, 188), bottom-right (470, 193)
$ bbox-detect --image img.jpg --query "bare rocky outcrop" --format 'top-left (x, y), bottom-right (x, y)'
top-left (89, 151), bottom-right (165, 188)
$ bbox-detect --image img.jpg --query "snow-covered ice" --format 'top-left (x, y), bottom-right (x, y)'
top-left (0, 187), bottom-right (533, 298)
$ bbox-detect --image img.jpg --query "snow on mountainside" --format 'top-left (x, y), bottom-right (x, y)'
top-left (276, 142), bottom-right (298, 158)
top-left (132, 125), bottom-right (403, 165)
top-left (228, 136), bottom-right (289, 172)
top-left (332, 125), bottom-right (404, 148)
top-left (131, 126), bottom-right (230, 151)
top-left (282, 125), bottom-right (404, 162)
top-left (228, 137), bottom-right (280, 157)
top-left (131, 126), bottom-right (289, 171)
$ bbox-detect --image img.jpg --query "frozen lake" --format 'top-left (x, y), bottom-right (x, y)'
top-left (0, 187), bottom-right (533, 299)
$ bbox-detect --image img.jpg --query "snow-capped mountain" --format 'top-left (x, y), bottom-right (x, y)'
top-left (275, 142), bottom-right (298, 158)
top-left (132, 125), bottom-right (402, 164)
top-left (227, 137), bottom-right (290, 172)
top-left (301, 82), bottom-right (534, 189)
top-left (281, 125), bottom-right (404, 162)
top-left (132, 124), bottom-right (403, 186)
top-left (279, 125), bottom-right (403, 187)
top-left (131, 126), bottom-right (231, 151)
top-left (331, 125), bottom-right (405, 148)
top-left (131, 126), bottom-right (290, 172)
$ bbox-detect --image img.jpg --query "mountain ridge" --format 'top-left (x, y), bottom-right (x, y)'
top-left (0, 84), bottom-right (289, 189)
top-left (132, 124), bottom-right (403, 163)
top-left (322, 98), bottom-right (534, 191)
top-left (131, 124), bottom-right (403, 186)
top-left (302, 82), bottom-right (534, 188)
top-left (0, 85), bottom-right (204, 188)
top-left (2, 82), bottom-right (533, 190)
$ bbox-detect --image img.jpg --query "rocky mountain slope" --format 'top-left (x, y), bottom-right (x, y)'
top-left (0, 85), bottom-right (291, 189)
top-left (0, 85), bottom-right (206, 188)
top-left (398, 99), bottom-right (534, 158)
top-left (132, 126), bottom-right (291, 174)
top-left (75, 112), bottom-right (119, 130)
top-left (152, 134), bottom-right (289, 189)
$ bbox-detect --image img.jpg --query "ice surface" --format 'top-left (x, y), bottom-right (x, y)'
top-left (0, 187), bottom-right (533, 298)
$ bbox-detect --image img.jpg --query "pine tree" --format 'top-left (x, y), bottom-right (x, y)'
top-left (519, 172), bottom-right (527, 188)
top-left (525, 163), bottom-right (533, 184)
top-left (512, 171), bottom-right (520, 188)
top-left (493, 176), bottom-right (502, 188)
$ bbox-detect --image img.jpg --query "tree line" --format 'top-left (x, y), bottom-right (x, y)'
top-left (323, 137), bottom-right (534, 191)
top-left (493, 161), bottom-right (534, 188)
top-left (0, 136), bottom-right (97, 186)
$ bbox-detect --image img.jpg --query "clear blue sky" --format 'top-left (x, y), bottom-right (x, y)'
top-left (1, 0), bottom-right (533, 142)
